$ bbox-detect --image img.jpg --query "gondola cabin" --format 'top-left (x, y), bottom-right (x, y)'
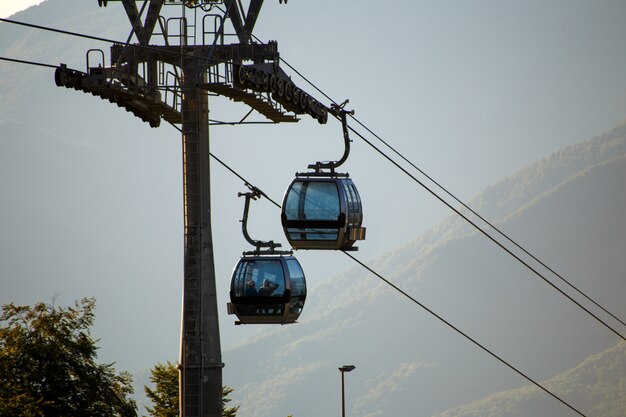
top-left (227, 254), bottom-right (306, 325)
top-left (281, 175), bottom-right (366, 250)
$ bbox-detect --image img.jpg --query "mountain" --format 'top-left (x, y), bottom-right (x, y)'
top-left (432, 341), bottom-right (626, 417)
top-left (224, 121), bottom-right (626, 417)
top-left (2, 2), bottom-right (626, 416)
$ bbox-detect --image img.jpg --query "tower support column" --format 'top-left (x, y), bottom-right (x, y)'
top-left (179, 55), bottom-right (223, 417)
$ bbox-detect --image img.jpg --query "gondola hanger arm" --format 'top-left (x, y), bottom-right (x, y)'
top-left (238, 186), bottom-right (286, 254)
top-left (307, 100), bottom-right (355, 174)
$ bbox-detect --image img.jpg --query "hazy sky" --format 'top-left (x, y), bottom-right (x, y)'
top-left (0, 0), bottom-right (44, 18)
top-left (2, 0), bottom-right (626, 376)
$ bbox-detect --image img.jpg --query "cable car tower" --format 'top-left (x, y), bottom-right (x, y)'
top-left (54, 1), bottom-right (330, 417)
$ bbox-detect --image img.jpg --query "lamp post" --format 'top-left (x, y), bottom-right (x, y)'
top-left (338, 365), bottom-right (356, 417)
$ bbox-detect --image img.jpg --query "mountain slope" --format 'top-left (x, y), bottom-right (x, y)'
top-left (2, 3), bottom-right (626, 416)
top-left (432, 341), bottom-right (626, 417)
top-left (224, 121), bottom-right (626, 417)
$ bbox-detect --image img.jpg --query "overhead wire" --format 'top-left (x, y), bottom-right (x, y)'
top-left (168, 122), bottom-right (281, 206)
top-left (0, 25), bottom-right (594, 417)
top-left (343, 251), bottom-right (588, 417)
top-left (0, 16), bottom-right (275, 127)
top-left (0, 55), bottom-right (58, 69)
top-left (346, 111), bottom-right (626, 329)
top-left (2, 5), bottom-right (621, 398)
top-left (0, 17), bottom-right (124, 45)
top-left (0, 53), bottom-right (266, 127)
top-left (344, 120), bottom-right (626, 341)
top-left (274, 51), bottom-right (626, 338)
top-left (2, 11), bottom-right (624, 338)
top-left (258, 32), bottom-right (625, 329)
top-left (165, 122), bottom-right (590, 417)
top-left (0, 16), bottom-right (225, 67)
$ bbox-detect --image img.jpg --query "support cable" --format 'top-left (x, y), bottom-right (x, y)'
top-left (2, 46), bottom-right (624, 341)
top-left (342, 251), bottom-right (588, 417)
top-left (252, 32), bottom-right (625, 331)
top-left (0, 17), bottom-right (222, 66)
top-left (344, 121), bottom-right (626, 341)
top-left (0, 55), bottom-right (57, 69)
top-left (0, 49), bottom-right (594, 413)
top-left (2, 19), bottom-right (624, 336)
top-left (0, 17), bottom-right (128, 46)
top-left (270, 48), bottom-right (626, 336)
top-left (345, 113), bottom-right (626, 329)
top-left (168, 121), bottom-right (281, 207)
top-left (171, 125), bottom-right (589, 417)
top-left (2, 15), bottom-right (623, 334)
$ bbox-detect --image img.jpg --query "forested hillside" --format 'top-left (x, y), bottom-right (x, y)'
top-left (225, 121), bottom-right (626, 417)
top-left (433, 341), bottom-right (626, 417)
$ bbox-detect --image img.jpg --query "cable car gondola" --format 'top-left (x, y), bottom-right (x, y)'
top-left (227, 187), bottom-right (307, 325)
top-left (229, 254), bottom-right (306, 325)
top-left (281, 102), bottom-right (366, 250)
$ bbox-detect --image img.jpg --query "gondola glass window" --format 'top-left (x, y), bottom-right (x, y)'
top-left (282, 177), bottom-right (365, 250)
top-left (286, 258), bottom-right (306, 314)
top-left (284, 181), bottom-right (340, 241)
top-left (232, 259), bottom-right (285, 298)
top-left (229, 255), bottom-right (307, 324)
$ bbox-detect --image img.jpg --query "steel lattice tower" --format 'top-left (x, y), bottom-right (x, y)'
top-left (55, 1), bottom-right (330, 416)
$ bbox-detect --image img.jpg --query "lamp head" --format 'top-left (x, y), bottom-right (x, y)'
top-left (339, 365), bottom-right (356, 372)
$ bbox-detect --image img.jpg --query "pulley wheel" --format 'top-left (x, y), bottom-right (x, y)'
top-left (292, 88), bottom-right (300, 106)
top-left (319, 107), bottom-right (328, 124)
top-left (54, 69), bottom-right (64, 87)
top-left (270, 75), bottom-right (278, 93)
top-left (262, 73), bottom-right (270, 91)
top-left (307, 97), bottom-right (317, 114)
top-left (238, 66), bottom-right (247, 86)
top-left (285, 82), bottom-right (293, 101)
top-left (253, 69), bottom-right (262, 89)
top-left (277, 79), bottom-right (285, 97)
top-left (300, 93), bottom-right (309, 111)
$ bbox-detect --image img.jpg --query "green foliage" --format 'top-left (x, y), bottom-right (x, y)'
top-left (144, 362), bottom-right (239, 417)
top-left (145, 362), bottom-right (179, 417)
top-left (221, 386), bottom-right (239, 417)
top-left (0, 298), bottom-right (137, 417)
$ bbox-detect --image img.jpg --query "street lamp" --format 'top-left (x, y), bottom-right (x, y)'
top-left (338, 365), bottom-right (356, 417)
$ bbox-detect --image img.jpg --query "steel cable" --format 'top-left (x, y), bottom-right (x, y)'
top-left (0, 49), bottom-right (595, 417)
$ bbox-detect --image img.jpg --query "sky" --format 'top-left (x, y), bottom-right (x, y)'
top-left (1, 0), bottom-right (626, 380)
top-left (0, 0), bottom-right (44, 18)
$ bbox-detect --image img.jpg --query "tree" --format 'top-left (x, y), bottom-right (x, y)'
top-left (222, 386), bottom-right (239, 417)
top-left (144, 362), bottom-right (178, 417)
top-left (0, 298), bottom-right (137, 417)
top-left (145, 362), bottom-right (239, 417)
